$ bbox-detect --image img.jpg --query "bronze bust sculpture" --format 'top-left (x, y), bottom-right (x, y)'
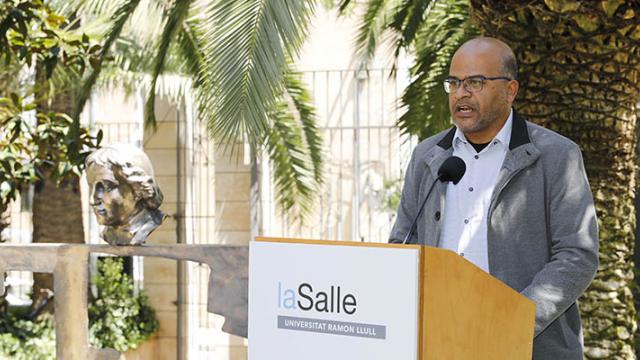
top-left (85, 144), bottom-right (164, 245)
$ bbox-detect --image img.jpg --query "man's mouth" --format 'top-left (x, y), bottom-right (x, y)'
top-left (456, 104), bottom-right (474, 113)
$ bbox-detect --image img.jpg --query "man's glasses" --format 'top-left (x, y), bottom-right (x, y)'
top-left (443, 75), bottom-right (512, 93)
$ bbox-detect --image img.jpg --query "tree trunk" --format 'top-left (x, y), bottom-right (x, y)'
top-left (30, 71), bottom-right (85, 315)
top-left (470, 1), bottom-right (639, 358)
top-left (0, 203), bottom-right (8, 242)
top-left (635, 104), bottom-right (640, 356)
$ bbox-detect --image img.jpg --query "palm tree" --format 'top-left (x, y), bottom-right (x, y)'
top-left (340, 0), bottom-right (477, 139)
top-left (351, 0), bottom-right (639, 357)
top-left (66, 0), bottom-right (324, 217)
top-left (4, 0), bottom-right (320, 332)
top-left (470, 2), bottom-right (639, 357)
top-left (19, 0), bottom-right (324, 314)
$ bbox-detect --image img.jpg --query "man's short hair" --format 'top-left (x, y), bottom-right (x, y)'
top-left (502, 51), bottom-right (518, 80)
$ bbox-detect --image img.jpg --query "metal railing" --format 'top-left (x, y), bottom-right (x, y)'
top-left (261, 68), bottom-right (416, 243)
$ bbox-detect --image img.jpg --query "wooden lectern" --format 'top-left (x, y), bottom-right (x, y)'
top-left (249, 238), bottom-right (535, 360)
top-left (418, 246), bottom-right (535, 359)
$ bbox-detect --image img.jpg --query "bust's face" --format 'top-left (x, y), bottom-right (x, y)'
top-left (87, 164), bottom-right (138, 226)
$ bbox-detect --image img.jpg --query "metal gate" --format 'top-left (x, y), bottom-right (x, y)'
top-left (260, 68), bottom-right (416, 243)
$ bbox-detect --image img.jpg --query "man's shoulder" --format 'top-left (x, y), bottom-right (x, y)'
top-left (525, 121), bottom-right (580, 153)
top-left (413, 127), bottom-right (455, 157)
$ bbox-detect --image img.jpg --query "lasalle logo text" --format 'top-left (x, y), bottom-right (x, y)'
top-left (277, 282), bottom-right (357, 315)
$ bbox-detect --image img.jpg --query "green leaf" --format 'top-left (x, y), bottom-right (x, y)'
top-left (389, 0), bottom-right (435, 55)
top-left (43, 53), bottom-right (58, 78)
top-left (283, 66), bottom-right (324, 184)
top-left (197, 0), bottom-right (315, 147)
top-left (338, 0), bottom-right (353, 14)
top-left (395, 0), bottom-right (478, 139)
top-left (266, 96), bottom-right (316, 219)
top-left (9, 92), bottom-right (20, 107)
top-left (144, 0), bottom-right (194, 130)
top-left (96, 128), bottom-right (103, 146)
top-left (73, 0), bottom-right (143, 122)
top-left (88, 258), bottom-right (159, 352)
top-left (176, 22), bottom-right (205, 84)
top-left (353, 0), bottom-right (402, 65)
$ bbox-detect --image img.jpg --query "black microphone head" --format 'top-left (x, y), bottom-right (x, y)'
top-left (438, 156), bottom-right (466, 184)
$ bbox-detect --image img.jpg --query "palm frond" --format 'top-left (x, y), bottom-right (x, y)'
top-left (176, 20), bottom-right (205, 85)
top-left (265, 99), bottom-right (317, 220)
top-left (111, 37), bottom-right (154, 73)
top-left (62, 0), bottom-right (121, 16)
top-left (353, 0), bottom-right (402, 66)
top-left (95, 65), bottom-right (148, 97)
top-left (282, 67), bottom-right (324, 185)
top-left (337, 0), bottom-right (354, 15)
top-left (388, 0), bottom-right (434, 54)
top-left (74, 0), bottom-right (203, 121)
top-left (73, 0), bottom-right (142, 122)
top-left (196, 0), bottom-right (315, 150)
top-left (259, 61), bottom-right (324, 220)
top-left (69, 0), bottom-right (166, 46)
top-left (59, 0), bottom-right (326, 221)
top-left (397, 0), bottom-right (478, 140)
top-left (125, 0), bottom-right (166, 44)
top-left (96, 67), bottom-right (191, 109)
top-left (144, 0), bottom-right (194, 130)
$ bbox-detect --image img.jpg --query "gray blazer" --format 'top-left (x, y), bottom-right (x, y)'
top-left (389, 111), bottom-right (599, 359)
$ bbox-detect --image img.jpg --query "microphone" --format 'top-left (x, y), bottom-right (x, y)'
top-left (402, 156), bottom-right (466, 244)
top-left (438, 156), bottom-right (466, 184)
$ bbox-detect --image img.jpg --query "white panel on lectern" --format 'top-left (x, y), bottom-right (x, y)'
top-left (248, 241), bottom-right (420, 360)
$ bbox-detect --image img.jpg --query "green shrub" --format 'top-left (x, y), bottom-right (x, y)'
top-left (378, 178), bottom-right (403, 214)
top-left (0, 256), bottom-right (159, 357)
top-left (89, 257), bottom-right (159, 352)
top-left (0, 314), bottom-right (55, 360)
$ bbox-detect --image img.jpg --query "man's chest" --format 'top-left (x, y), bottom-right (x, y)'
top-left (446, 141), bottom-right (507, 213)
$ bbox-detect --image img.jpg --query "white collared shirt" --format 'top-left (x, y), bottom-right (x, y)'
top-left (439, 110), bottom-right (513, 273)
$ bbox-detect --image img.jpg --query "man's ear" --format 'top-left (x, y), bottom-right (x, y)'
top-left (508, 80), bottom-right (519, 102)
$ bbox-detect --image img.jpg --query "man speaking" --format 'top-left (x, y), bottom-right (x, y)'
top-left (389, 37), bottom-right (599, 359)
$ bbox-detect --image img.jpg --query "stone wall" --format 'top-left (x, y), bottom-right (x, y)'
top-left (142, 97), bottom-right (185, 360)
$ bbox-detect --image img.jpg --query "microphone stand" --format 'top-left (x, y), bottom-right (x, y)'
top-left (402, 174), bottom-right (442, 245)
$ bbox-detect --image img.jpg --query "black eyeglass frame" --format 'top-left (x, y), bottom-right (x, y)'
top-left (443, 75), bottom-right (513, 93)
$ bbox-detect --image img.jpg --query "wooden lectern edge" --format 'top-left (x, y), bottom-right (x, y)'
top-left (255, 236), bottom-right (423, 251)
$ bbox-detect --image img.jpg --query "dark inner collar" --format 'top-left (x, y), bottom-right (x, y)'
top-left (468, 139), bottom-right (490, 153)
